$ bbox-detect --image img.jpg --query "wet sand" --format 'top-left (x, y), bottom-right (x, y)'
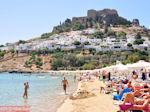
top-left (57, 78), bottom-right (119, 112)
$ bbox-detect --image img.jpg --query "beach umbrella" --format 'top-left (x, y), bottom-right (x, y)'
top-left (108, 64), bottom-right (128, 71)
top-left (127, 61), bottom-right (150, 68)
top-left (117, 64), bottom-right (128, 71)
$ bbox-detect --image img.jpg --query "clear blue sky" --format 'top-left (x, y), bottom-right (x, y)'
top-left (0, 0), bottom-right (150, 45)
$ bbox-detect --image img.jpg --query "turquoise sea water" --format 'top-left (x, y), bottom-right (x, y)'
top-left (0, 73), bottom-right (77, 112)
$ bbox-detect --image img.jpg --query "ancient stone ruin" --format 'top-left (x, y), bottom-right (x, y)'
top-left (53, 9), bottom-right (139, 32)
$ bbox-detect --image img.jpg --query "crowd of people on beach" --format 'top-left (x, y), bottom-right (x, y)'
top-left (95, 68), bottom-right (150, 112)
top-left (22, 67), bottom-right (150, 111)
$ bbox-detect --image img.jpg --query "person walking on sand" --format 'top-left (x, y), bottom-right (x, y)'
top-left (102, 71), bottom-right (106, 83)
top-left (108, 72), bottom-right (111, 81)
top-left (61, 77), bottom-right (69, 95)
top-left (142, 70), bottom-right (146, 81)
top-left (23, 82), bottom-right (29, 99)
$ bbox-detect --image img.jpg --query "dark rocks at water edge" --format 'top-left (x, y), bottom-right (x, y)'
top-left (8, 70), bottom-right (32, 74)
top-left (0, 70), bottom-right (50, 74)
top-left (0, 70), bottom-right (32, 74)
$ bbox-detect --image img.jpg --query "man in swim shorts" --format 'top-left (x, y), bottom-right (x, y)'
top-left (61, 77), bottom-right (69, 94)
top-left (23, 82), bottom-right (29, 99)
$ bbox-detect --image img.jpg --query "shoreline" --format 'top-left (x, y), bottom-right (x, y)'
top-left (56, 81), bottom-right (81, 112)
top-left (56, 81), bottom-right (79, 112)
top-left (0, 69), bottom-right (99, 75)
top-left (56, 78), bottom-right (119, 112)
top-left (1, 60), bottom-right (150, 76)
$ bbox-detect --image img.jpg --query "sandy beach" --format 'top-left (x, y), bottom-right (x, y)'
top-left (57, 78), bottom-right (119, 112)
top-left (56, 61), bottom-right (150, 112)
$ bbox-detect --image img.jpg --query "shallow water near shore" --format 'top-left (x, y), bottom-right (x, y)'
top-left (0, 73), bottom-right (78, 112)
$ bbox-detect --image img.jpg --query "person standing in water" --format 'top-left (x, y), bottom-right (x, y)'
top-left (61, 77), bottom-right (69, 94)
top-left (23, 82), bottom-right (29, 99)
top-left (74, 74), bottom-right (76, 82)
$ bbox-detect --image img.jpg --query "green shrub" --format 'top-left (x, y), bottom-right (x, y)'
top-left (107, 29), bottom-right (116, 36)
top-left (127, 54), bottom-right (140, 63)
top-left (82, 63), bottom-right (96, 70)
top-left (127, 43), bottom-right (132, 47)
top-left (0, 51), bottom-right (5, 57)
top-left (41, 32), bottom-right (55, 39)
top-left (10, 49), bottom-right (15, 53)
top-left (52, 53), bottom-right (64, 58)
top-left (134, 39), bottom-right (145, 45)
top-left (73, 41), bottom-right (81, 45)
top-left (84, 41), bottom-right (91, 45)
top-left (93, 31), bottom-right (104, 39)
top-left (122, 60), bottom-right (131, 65)
top-left (72, 21), bottom-right (85, 31)
top-left (0, 45), bottom-right (4, 47)
top-left (75, 50), bottom-right (81, 54)
top-left (51, 59), bottom-right (64, 70)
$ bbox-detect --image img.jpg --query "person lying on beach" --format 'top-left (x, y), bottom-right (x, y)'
top-left (127, 81), bottom-right (134, 91)
top-left (119, 99), bottom-right (150, 111)
top-left (61, 77), bottom-right (69, 95)
top-left (23, 82), bottom-right (29, 99)
top-left (122, 89), bottom-right (150, 105)
top-left (100, 80), bottom-right (115, 93)
top-left (117, 85), bottom-right (130, 96)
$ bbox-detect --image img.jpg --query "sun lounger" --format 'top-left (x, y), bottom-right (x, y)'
top-left (113, 88), bottom-right (131, 100)
top-left (140, 88), bottom-right (149, 92)
top-left (134, 86), bottom-right (149, 92)
top-left (119, 104), bottom-right (150, 112)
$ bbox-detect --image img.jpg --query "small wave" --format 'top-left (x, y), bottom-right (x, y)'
top-left (58, 92), bottom-right (68, 95)
top-left (37, 76), bottom-right (46, 79)
top-left (50, 77), bottom-right (59, 79)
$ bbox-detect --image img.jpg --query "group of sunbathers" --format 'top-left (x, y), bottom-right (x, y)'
top-left (97, 69), bottom-right (150, 111)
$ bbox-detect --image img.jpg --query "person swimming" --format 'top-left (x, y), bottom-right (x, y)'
top-left (61, 77), bottom-right (69, 95)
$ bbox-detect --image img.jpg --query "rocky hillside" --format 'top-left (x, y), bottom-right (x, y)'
top-left (52, 9), bottom-right (135, 34)
top-left (0, 53), bottom-right (51, 73)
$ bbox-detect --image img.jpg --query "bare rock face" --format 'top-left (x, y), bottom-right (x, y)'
top-left (132, 19), bottom-right (139, 26)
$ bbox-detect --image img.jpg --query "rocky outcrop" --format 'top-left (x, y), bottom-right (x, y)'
top-left (132, 19), bottom-right (139, 26)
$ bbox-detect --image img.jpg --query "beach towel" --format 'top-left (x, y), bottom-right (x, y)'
top-left (119, 104), bottom-right (150, 112)
top-left (119, 103), bottom-right (133, 111)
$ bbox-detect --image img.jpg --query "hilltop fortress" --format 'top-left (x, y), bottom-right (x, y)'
top-left (53, 9), bottom-right (139, 32)
top-left (72, 9), bottom-right (118, 24)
